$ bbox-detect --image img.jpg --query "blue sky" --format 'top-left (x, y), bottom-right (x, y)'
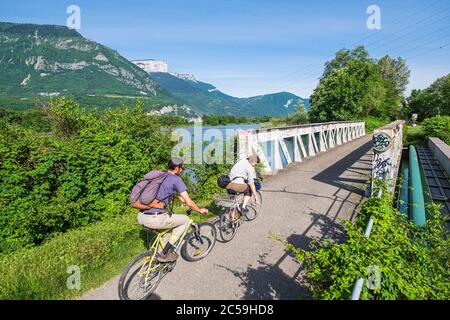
top-left (1, 0), bottom-right (449, 98)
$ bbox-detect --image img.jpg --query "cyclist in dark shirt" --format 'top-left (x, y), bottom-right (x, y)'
top-left (137, 157), bottom-right (208, 262)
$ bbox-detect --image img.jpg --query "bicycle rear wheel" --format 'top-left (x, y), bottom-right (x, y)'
top-left (181, 222), bottom-right (217, 262)
top-left (217, 208), bottom-right (239, 242)
top-left (118, 250), bottom-right (162, 300)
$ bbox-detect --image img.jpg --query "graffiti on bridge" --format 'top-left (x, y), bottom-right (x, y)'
top-left (372, 132), bottom-right (392, 153)
top-left (373, 152), bottom-right (392, 180)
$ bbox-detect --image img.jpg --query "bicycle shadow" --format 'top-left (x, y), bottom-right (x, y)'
top-left (213, 211), bottom-right (347, 300)
top-left (146, 293), bottom-right (162, 300)
top-left (215, 249), bottom-right (310, 300)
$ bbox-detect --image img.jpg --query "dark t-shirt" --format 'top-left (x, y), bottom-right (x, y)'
top-left (144, 173), bottom-right (187, 213)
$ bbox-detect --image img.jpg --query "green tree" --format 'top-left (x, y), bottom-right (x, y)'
top-left (407, 74), bottom-right (450, 120)
top-left (322, 46), bottom-right (373, 78)
top-left (0, 98), bottom-right (174, 252)
top-left (311, 47), bottom-right (411, 122)
top-left (310, 59), bottom-right (386, 122)
top-left (377, 55), bottom-right (410, 96)
top-left (377, 55), bottom-right (410, 119)
top-left (286, 99), bottom-right (309, 124)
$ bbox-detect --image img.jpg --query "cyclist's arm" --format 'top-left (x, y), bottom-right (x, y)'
top-left (179, 191), bottom-right (207, 213)
top-left (131, 199), bottom-right (153, 210)
top-left (177, 195), bottom-right (186, 204)
top-left (249, 182), bottom-right (259, 203)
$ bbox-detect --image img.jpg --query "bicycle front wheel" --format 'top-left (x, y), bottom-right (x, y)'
top-left (245, 190), bottom-right (262, 221)
top-left (118, 250), bottom-right (162, 300)
top-left (181, 222), bottom-right (216, 262)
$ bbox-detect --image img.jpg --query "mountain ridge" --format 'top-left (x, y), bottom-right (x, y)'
top-left (147, 71), bottom-right (309, 117)
top-left (0, 21), bottom-right (308, 117)
top-left (0, 22), bottom-right (167, 98)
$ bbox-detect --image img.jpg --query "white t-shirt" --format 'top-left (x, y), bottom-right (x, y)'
top-left (229, 159), bottom-right (256, 185)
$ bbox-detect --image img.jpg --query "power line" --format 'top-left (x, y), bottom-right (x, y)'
top-left (253, 0), bottom-right (448, 95)
top-left (259, 10), bottom-right (450, 96)
top-left (355, 6), bottom-right (450, 49)
top-left (354, 0), bottom-right (446, 46)
top-left (391, 32), bottom-right (450, 58)
top-left (405, 42), bottom-right (450, 60)
top-left (286, 40), bottom-right (450, 97)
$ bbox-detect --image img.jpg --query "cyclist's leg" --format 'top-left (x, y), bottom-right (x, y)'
top-left (242, 184), bottom-right (252, 209)
top-left (225, 182), bottom-right (247, 221)
top-left (137, 211), bottom-right (167, 253)
top-left (157, 214), bottom-right (190, 261)
top-left (138, 212), bottom-right (189, 262)
top-left (161, 214), bottom-right (190, 247)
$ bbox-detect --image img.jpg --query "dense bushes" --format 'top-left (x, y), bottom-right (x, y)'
top-left (0, 98), bottom-right (227, 253)
top-left (278, 187), bottom-right (450, 299)
top-left (422, 116), bottom-right (450, 145)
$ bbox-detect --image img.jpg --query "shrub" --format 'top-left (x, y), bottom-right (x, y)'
top-left (422, 116), bottom-right (450, 145)
top-left (0, 98), bottom-right (228, 253)
top-left (277, 187), bottom-right (450, 299)
top-left (363, 116), bottom-right (390, 134)
top-left (0, 98), bottom-right (173, 252)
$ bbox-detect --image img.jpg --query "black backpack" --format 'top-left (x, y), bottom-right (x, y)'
top-left (217, 175), bottom-right (231, 188)
top-left (217, 175), bottom-right (248, 188)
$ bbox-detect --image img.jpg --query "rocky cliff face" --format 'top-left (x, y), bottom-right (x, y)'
top-left (169, 72), bottom-right (197, 82)
top-left (132, 59), bottom-right (169, 73)
top-left (132, 59), bottom-right (197, 82)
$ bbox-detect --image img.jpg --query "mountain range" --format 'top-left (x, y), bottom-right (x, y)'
top-left (0, 21), bottom-right (309, 117)
top-left (146, 71), bottom-right (309, 116)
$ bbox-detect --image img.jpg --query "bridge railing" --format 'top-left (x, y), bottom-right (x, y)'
top-left (238, 121), bottom-right (366, 175)
top-left (350, 120), bottom-right (405, 300)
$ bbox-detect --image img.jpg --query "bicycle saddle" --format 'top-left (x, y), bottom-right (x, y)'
top-left (226, 189), bottom-right (239, 195)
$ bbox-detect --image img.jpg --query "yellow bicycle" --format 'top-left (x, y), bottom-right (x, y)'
top-left (118, 209), bottom-right (216, 300)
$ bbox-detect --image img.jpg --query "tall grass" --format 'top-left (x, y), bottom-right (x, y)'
top-left (0, 210), bottom-right (145, 299)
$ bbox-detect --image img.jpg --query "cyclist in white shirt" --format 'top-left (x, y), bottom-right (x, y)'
top-left (225, 155), bottom-right (261, 220)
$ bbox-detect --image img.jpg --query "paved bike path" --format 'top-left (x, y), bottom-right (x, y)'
top-left (80, 135), bottom-right (373, 300)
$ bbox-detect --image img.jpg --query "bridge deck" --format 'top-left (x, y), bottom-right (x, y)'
top-left (80, 135), bottom-right (373, 300)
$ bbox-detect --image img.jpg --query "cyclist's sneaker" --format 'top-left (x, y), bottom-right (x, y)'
top-left (157, 251), bottom-right (179, 263)
top-left (237, 204), bottom-right (249, 214)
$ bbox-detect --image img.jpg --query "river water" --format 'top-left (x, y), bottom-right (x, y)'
top-left (172, 123), bottom-right (261, 143)
top-left (168, 123), bottom-right (262, 186)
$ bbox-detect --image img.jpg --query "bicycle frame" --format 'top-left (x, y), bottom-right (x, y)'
top-left (138, 217), bottom-right (196, 281)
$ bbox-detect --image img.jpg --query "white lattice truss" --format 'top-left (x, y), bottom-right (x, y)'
top-left (238, 121), bottom-right (366, 174)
